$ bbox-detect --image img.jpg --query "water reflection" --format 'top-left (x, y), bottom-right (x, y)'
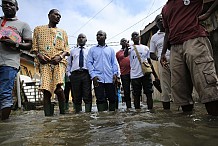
top-left (1, 102), bottom-right (218, 146)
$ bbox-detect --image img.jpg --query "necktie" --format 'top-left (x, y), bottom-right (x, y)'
top-left (79, 47), bottom-right (84, 68)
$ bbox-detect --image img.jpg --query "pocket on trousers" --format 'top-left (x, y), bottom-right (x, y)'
top-left (194, 56), bottom-right (213, 64)
top-left (203, 70), bottom-right (218, 85)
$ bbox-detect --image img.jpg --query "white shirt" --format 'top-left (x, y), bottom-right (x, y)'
top-left (66, 46), bottom-right (90, 76)
top-left (129, 44), bottom-right (150, 79)
top-left (150, 31), bottom-right (170, 60)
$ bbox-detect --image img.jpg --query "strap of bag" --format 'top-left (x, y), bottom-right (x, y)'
top-left (133, 45), bottom-right (143, 65)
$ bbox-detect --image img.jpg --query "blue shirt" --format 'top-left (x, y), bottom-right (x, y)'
top-left (66, 46), bottom-right (89, 76)
top-left (86, 45), bottom-right (119, 83)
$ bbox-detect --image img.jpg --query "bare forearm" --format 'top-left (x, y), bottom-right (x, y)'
top-left (124, 47), bottom-right (130, 57)
top-left (161, 29), bottom-right (170, 55)
top-left (206, 0), bottom-right (218, 15)
top-left (19, 41), bottom-right (32, 51)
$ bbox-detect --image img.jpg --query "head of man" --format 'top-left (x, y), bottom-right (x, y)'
top-left (2, 0), bottom-right (19, 18)
top-left (77, 33), bottom-right (87, 47)
top-left (120, 38), bottom-right (128, 49)
top-left (155, 14), bottom-right (164, 32)
top-left (131, 31), bottom-right (140, 45)
top-left (48, 9), bottom-right (61, 26)
top-left (96, 30), bottom-right (106, 45)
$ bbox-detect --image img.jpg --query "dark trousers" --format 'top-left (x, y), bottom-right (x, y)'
top-left (70, 70), bottom-right (92, 105)
top-left (64, 82), bottom-right (72, 103)
top-left (94, 83), bottom-right (116, 104)
top-left (131, 74), bottom-right (153, 108)
top-left (120, 74), bottom-right (131, 102)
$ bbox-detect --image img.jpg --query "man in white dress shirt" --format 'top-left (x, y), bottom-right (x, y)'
top-left (150, 14), bottom-right (171, 110)
top-left (66, 33), bottom-right (92, 113)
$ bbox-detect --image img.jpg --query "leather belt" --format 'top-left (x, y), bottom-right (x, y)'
top-left (72, 69), bottom-right (88, 73)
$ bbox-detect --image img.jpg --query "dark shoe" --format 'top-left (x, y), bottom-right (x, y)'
top-left (1, 107), bottom-right (11, 120)
top-left (59, 102), bottom-right (65, 114)
top-left (181, 104), bottom-right (194, 112)
top-left (162, 102), bottom-right (170, 110)
top-left (205, 101), bottom-right (218, 116)
top-left (126, 101), bottom-right (131, 108)
top-left (74, 104), bottom-right (82, 113)
top-left (109, 102), bottom-right (116, 111)
top-left (85, 103), bottom-right (92, 112)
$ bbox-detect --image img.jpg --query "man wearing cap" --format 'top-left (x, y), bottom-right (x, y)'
top-left (0, 0), bottom-right (32, 120)
top-left (150, 14), bottom-right (171, 110)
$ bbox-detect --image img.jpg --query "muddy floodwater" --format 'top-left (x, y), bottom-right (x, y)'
top-left (0, 102), bottom-right (218, 146)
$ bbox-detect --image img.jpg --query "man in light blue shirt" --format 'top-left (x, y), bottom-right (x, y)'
top-left (66, 33), bottom-right (92, 113)
top-left (87, 30), bottom-right (119, 111)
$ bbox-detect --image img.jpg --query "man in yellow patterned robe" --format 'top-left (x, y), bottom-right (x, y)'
top-left (31, 9), bottom-right (69, 116)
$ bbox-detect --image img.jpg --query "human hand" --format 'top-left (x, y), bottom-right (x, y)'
top-left (198, 13), bottom-right (210, 21)
top-left (37, 53), bottom-right (50, 64)
top-left (0, 37), bottom-right (18, 50)
top-left (160, 53), bottom-right (169, 69)
top-left (50, 55), bottom-right (62, 65)
top-left (93, 76), bottom-right (100, 87)
top-left (113, 74), bottom-right (118, 84)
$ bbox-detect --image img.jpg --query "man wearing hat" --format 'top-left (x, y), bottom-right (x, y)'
top-left (0, 0), bottom-right (32, 120)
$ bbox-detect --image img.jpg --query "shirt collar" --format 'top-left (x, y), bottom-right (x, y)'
top-left (0, 16), bottom-right (18, 21)
top-left (157, 30), bottom-right (165, 34)
top-left (97, 44), bottom-right (108, 47)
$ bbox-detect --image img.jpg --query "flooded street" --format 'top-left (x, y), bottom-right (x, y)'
top-left (1, 102), bottom-right (218, 146)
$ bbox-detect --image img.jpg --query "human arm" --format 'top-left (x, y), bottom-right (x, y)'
top-left (50, 30), bottom-right (70, 65)
top-left (199, 0), bottom-right (218, 21)
top-left (149, 36), bottom-right (159, 61)
top-left (147, 58), bottom-right (158, 79)
top-left (30, 27), bottom-right (50, 64)
top-left (124, 47), bottom-right (130, 57)
top-left (160, 28), bottom-right (170, 69)
top-left (66, 51), bottom-right (73, 77)
top-left (112, 49), bottom-right (120, 84)
top-left (0, 38), bottom-right (32, 51)
top-left (86, 47), bottom-right (100, 87)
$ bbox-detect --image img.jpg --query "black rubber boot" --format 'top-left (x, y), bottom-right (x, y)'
top-left (65, 102), bottom-right (69, 111)
top-left (126, 101), bottom-right (132, 109)
top-left (134, 97), bottom-right (141, 109)
top-left (85, 103), bottom-right (92, 112)
top-left (50, 103), bottom-right (54, 115)
top-left (146, 94), bottom-right (153, 110)
top-left (97, 103), bottom-right (107, 112)
top-left (59, 102), bottom-right (65, 114)
top-left (1, 107), bottom-right (11, 120)
top-left (109, 102), bottom-right (116, 111)
top-left (205, 100), bottom-right (218, 116)
top-left (115, 99), bottom-right (119, 109)
top-left (181, 104), bottom-right (194, 112)
top-left (162, 102), bottom-right (170, 110)
top-left (44, 103), bottom-right (53, 116)
top-left (74, 104), bottom-right (82, 113)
